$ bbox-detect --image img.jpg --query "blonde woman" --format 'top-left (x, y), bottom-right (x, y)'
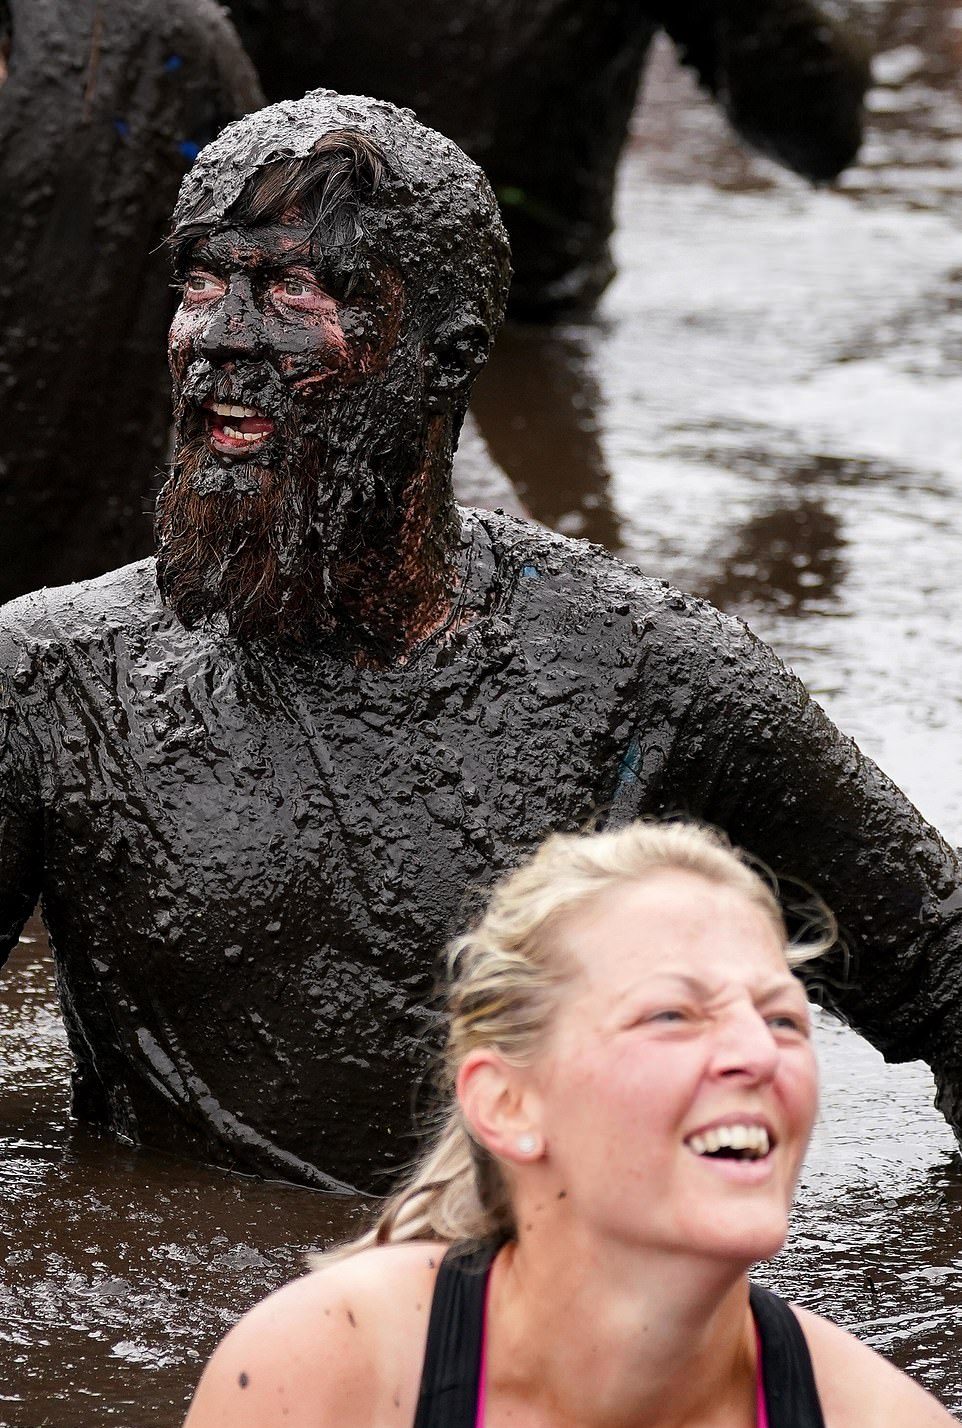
top-left (184, 822), bottom-right (954, 1427)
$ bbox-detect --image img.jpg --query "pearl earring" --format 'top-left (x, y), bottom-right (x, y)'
top-left (517, 1133), bottom-right (538, 1156)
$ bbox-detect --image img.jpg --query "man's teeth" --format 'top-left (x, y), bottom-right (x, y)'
top-left (686, 1125), bottom-right (771, 1159)
top-left (209, 402), bottom-right (261, 418)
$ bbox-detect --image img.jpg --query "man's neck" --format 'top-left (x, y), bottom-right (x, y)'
top-left (331, 421), bottom-right (463, 666)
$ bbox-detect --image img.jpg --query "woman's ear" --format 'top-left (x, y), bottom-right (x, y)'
top-left (423, 315), bottom-right (493, 415)
top-left (457, 1049), bottom-right (545, 1165)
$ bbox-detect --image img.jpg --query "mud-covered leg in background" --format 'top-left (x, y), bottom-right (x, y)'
top-left (660, 0), bottom-right (871, 181)
top-left (0, 0), bottom-right (261, 604)
top-left (223, 0), bottom-right (659, 318)
top-left (470, 325), bottom-right (623, 549)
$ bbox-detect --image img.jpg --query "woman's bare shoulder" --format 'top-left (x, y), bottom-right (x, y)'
top-left (182, 1241), bottom-right (446, 1428)
top-left (794, 1304), bottom-right (956, 1427)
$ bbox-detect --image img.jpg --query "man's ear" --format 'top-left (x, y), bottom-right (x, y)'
top-left (457, 1048), bottom-right (544, 1165)
top-left (423, 314), bottom-right (493, 415)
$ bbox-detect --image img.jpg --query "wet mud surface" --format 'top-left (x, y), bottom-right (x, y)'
top-left (5, 1), bottom-right (962, 1421)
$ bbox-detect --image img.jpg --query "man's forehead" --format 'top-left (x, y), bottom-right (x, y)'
top-left (188, 218), bottom-right (320, 267)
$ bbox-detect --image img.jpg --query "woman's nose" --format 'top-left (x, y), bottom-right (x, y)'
top-left (196, 278), bottom-right (266, 363)
top-left (710, 1006), bottom-right (780, 1084)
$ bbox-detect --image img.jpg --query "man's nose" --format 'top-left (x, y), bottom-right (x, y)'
top-left (710, 1005), bottom-right (780, 1084)
top-left (196, 278), bottom-right (266, 363)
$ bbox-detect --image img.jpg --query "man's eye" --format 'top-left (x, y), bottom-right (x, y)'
top-left (647, 1009), bottom-right (688, 1025)
top-left (184, 273), bottom-right (223, 300)
top-left (272, 275), bottom-right (329, 309)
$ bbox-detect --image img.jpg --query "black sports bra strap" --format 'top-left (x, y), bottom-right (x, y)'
top-left (750, 1284), bottom-right (826, 1428)
top-left (412, 1242), bottom-right (497, 1428)
top-left (413, 1259), bottom-right (824, 1428)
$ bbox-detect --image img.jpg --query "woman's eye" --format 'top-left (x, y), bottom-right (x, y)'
top-left (647, 1008), bottom-right (687, 1025)
top-left (767, 1013), bottom-right (808, 1035)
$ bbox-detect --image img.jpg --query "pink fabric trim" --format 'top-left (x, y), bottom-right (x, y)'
top-left (474, 1264), bottom-right (492, 1428)
top-left (755, 1323), bottom-right (769, 1428)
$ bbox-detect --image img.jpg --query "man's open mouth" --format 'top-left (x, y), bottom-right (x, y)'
top-left (202, 401), bottom-right (276, 456)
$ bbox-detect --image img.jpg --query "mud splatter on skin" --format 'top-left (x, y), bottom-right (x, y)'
top-left (224, 0), bottom-right (869, 316)
top-left (3, 93), bottom-right (962, 1196)
top-left (0, 0), bottom-right (261, 604)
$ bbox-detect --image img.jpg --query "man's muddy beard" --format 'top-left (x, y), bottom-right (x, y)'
top-left (155, 420), bottom-right (380, 645)
top-left (156, 336), bottom-right (445, 651)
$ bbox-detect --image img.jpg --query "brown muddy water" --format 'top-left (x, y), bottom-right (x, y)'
top-left (5, 2), bottom-right (962, 1422)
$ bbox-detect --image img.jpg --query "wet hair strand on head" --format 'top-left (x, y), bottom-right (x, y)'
top-left (168, 130), bottom-right (389, 277)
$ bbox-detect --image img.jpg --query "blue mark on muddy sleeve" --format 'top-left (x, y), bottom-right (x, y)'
top-left (614, 736), bottom-right (643, 796)
top-left (179, 140), bottom-right (201, 162)
top-left (522, 564), bottom-right (541, 579)
top-left (113, 118), bottom-right (130, 140)
top-left (164, 54), bottom-right (184, 72)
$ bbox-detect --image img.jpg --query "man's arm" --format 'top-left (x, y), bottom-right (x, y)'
top-left (652, 0), bottom-right (871, 182)
top-left (641, 597), bottom-right (962, 1138)
top-left (0, 662), bottom-right (44, 967)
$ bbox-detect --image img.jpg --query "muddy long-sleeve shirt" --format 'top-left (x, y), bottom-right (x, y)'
top-left (1, 509), bottom-right (960, 1192)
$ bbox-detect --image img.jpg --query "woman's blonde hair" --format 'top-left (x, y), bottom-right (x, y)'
top-left (325, 819), bottom-right (834, 1261)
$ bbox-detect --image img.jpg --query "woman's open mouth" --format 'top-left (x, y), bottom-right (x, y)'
top-left (683, 1120), bottom-right (778, 1182)
top-left (685, 1123), bottom-right (772, 1162)
top-left (202, 401), bottom-right (276, 456)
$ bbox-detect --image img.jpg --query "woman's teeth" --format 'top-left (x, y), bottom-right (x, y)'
top-left (686, 1124), bottom-right (771, 1160)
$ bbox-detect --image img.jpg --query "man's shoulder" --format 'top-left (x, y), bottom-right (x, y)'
top-left (0, 560), bottom-right (163, 657)
top-left (464, 506), bottom-right (745, 635)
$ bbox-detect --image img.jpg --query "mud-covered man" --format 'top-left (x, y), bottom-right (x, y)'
top-left (3, 91), bottom-right (962, 1195)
